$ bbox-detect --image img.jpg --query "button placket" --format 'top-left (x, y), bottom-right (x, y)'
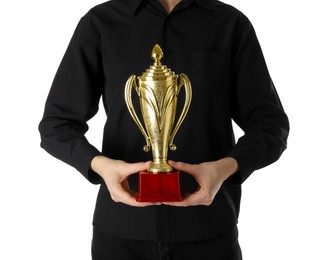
top-left (160, 17), bottom-right (173, 65)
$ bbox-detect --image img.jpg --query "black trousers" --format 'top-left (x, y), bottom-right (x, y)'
top-left (92, 227), bottom-right (242, 260)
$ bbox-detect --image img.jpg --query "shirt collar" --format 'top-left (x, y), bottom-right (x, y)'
top-left (129, 0), bottom-right (223, 15)
top-left (129, 0), bottom-right (144, 14)
top-left (195, 0), bottom-right (224, 9)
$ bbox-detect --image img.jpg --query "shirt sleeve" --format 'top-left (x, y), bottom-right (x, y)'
top-left (38, 13), bottom-right (104, 184)
top-left (226, 13), bottom-right (290, 185)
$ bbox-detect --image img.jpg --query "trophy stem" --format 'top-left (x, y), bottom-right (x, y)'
top-left (148, 159), bottom-right (173, 173)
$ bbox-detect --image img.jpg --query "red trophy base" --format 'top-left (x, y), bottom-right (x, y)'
top-left (136, 170), bottom-right (183, 202)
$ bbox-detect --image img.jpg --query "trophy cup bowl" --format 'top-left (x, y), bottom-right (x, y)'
top-left (125, 44), bottom-right (192, 202)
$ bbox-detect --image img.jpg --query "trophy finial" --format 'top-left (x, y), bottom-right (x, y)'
top-left (151, 44), bottom-right (163, 66)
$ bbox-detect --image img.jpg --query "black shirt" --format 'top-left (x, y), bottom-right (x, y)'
top-left (39, 0), bottom-right (289, 242)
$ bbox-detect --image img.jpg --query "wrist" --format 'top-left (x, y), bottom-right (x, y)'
top-left (91, 155), bottom-right (110, 177)
top-left (219, 157), bottom-right (239, 181)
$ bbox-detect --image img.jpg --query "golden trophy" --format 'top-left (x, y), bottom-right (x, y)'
top-left (125, 44), bottom-right (192, 202)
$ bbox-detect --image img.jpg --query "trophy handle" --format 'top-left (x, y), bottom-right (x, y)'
top-left (124, 75), bottom-right (151, 152)
top-left (169, 73), bottom-right (192, 151)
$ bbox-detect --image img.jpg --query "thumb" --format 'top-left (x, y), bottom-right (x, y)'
top-left (124, 161), bottom-right (149, 176)
top-left (168, 160), bottom-right (198, 176)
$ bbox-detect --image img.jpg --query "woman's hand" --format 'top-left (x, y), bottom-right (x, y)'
top-left (91, 155), bottom-right (160, 207)
top-left (163, 157), bottom-right (238, 206)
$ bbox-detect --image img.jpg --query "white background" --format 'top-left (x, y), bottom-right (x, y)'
top-left (1, 0), bottom-right (324, 259)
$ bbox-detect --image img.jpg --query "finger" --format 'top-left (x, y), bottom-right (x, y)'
top-left (121, 179), bottom-right (139, 198)
top-left (163, 193), bottom-right (201, 206)
top-left (168, 160), bottom-right (199, 176)
top-left (112, 187), bottom-right (161, 207)
top-left (145, 161), bottom-right (153, 167)
top-left (163, 190), bottom-right (209, 207)
top-left (116, 180), bottom-right (161, 207)
top-left (123, 162), bottom-right (149, 177)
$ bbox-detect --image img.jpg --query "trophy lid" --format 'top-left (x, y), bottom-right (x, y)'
top-left (138, 44), bottom-right (178, 81)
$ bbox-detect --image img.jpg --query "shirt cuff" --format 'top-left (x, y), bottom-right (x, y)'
top-left (225, 145), bottom-right (257, 185)
top-left (74, 145), bottom-right (104, 184)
